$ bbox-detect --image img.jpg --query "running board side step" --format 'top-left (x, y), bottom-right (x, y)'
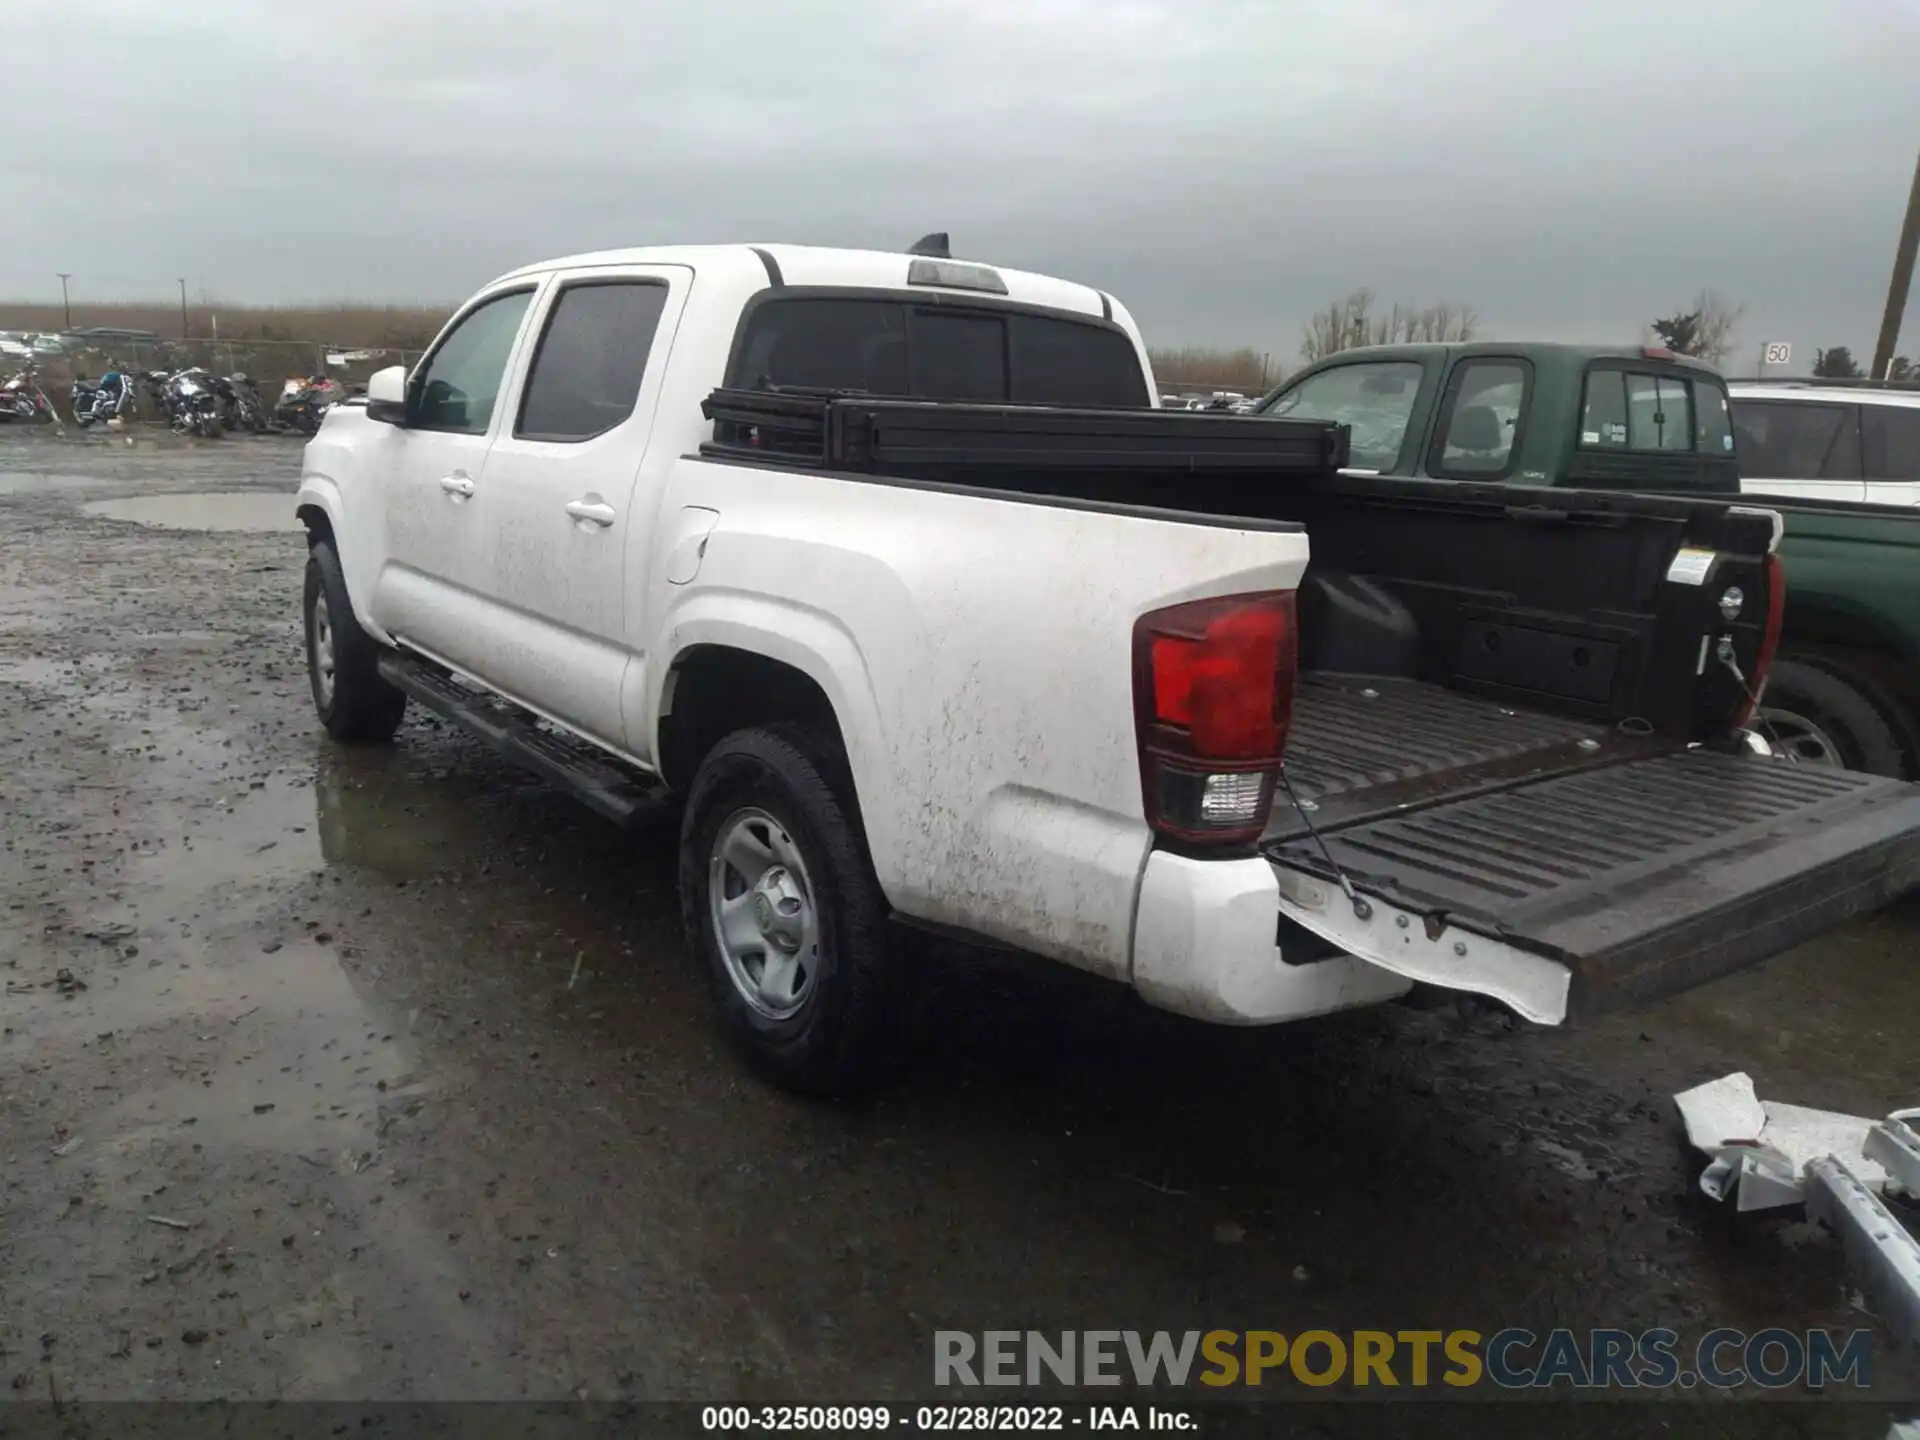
top-left (378, 653), bottom-right (666, 829)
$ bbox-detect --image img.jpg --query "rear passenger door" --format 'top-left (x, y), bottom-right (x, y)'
top-left (1727, 398), bottom-right (1865, 502)
top-left (1862, 401), bottom-right (1920, 506)
top-left (471, 266), bottom-right (688, 748)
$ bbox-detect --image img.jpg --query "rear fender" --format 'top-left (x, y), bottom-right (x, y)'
top-left (646, 594), bottom-right (891, 876)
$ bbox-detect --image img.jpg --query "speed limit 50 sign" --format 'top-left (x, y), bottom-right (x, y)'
top-left (1763, 342), bottom-right (1792, 366)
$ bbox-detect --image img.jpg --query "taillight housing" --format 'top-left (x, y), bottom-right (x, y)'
top-left (1132, 591), bottom-right (1298, 846)
top-left (1737, 553), bottom-right (1787, 728)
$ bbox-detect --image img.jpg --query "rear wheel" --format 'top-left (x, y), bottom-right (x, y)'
top-left (678, 724), bottom-right (900, 1096)
top-left (1758, 657), bottom-right (1907, 777)
top-left (303, 540), bottom-right (407, 743)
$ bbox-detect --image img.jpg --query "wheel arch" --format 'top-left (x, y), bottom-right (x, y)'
top-left (651, 607), bottom-right (894, 898)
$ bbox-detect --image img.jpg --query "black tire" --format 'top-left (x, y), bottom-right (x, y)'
top-left (303, 539), bottom-right (407, 743)
top-left (1758, 657), bottom-right (1907, 777)
top-left (678, 723), bottom-right (900, 1097)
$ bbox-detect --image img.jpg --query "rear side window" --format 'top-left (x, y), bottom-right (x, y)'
top-left (726, 297), bottom-right (1146, 406)
top-left (1729, 400), bottom-right (1860, 480)
top-left (1862, 404), bottom-right (1920, 482)
top-left (516, 280), bottom-right (669, 442)
top-left (1433, 360), bottom-right (1526, 475)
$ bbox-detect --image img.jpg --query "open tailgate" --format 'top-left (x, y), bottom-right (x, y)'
top-left (1265, 750), bottom-right (1920, 1023)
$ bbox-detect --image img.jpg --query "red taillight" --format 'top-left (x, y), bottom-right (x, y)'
top-left (1642, 346), bottom-right (1675, 359)
top-left (1739, 553), bottom-right (1787, 727)
top-left (1134, 592), bottom-right (1297, 845)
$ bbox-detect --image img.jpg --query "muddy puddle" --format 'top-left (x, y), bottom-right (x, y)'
top-left (82, 492), bottom-right (301, 532)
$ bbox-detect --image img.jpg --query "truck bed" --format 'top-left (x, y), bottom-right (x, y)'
top-left (1274, 675), bottom-right (1634, 837)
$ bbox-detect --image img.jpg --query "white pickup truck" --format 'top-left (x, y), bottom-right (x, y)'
top-left (296, 240), bottom-right (1920, 1094)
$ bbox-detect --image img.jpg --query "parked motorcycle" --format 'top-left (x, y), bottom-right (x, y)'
top-left (162, 367), bottom-right (226, 438)
top-left (71, 369), bottom-right (138, 428)
top-left (223, 372), bottom-right (269, 434)
top-left (274, 374), bottom-right (342, 435)
top-left (1, 363), bottom-right (57, 424)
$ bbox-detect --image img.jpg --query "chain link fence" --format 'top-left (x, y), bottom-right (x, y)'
top-left (36, 336), bottom-right (426, 388)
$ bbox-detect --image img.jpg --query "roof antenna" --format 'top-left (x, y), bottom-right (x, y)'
top-left (907, 232), bottom-right (951, 258)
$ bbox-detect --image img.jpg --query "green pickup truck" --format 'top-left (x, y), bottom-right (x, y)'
top-left (1253, 342), bottom-right (1920, 777)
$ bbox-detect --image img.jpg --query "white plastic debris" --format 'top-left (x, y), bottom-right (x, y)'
top-left (1673, 1071), bottom-right (1888, 1212)
top-left (1675, 1072), bottom-right (1920, 1351)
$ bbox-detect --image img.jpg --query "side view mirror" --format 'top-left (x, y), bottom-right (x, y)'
top-left (366, 365), bottom-right (408, 426)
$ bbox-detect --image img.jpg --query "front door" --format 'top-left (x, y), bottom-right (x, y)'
top-left (470, 267), bottom-right (688, 747)
top-left (371, 285), bottom-right (540, 676)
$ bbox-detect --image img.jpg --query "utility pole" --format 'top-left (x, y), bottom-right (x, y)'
top-left (178, 278), bottom-right (189, 340)
top-left (1870, 148), bottom-right (1920, 383)
top-left (56, 273), bottom-right (72, 330)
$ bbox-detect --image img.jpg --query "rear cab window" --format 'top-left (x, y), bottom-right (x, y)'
top-left (725, 294), bottom-right (1148, 406)
top-left (1581, 367), bottom-right (1725, 454)
top-left (1569, 362), bottom-right (1738, 495)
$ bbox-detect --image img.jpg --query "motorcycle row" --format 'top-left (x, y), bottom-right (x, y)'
top-left (0, 362), bottom-right (346, 437)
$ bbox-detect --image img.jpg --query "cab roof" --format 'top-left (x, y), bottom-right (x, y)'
top-left (490, 243), bottom-right (1116, 323)
top-left (1301, 340), bottom-right (1723, 372)
top-left (1726, 381), bottom-right (1920, 409)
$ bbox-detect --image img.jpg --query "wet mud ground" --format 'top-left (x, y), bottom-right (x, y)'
top-left (1, 430), bottom-right (1917, 1429)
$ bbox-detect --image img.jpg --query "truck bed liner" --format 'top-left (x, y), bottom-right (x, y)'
top-left (1271, 675), bottom-right (1653, 840)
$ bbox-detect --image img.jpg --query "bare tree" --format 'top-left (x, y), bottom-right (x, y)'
top-left (1649, 290), bottom-right (1743, 366)
top-left (1301, 289), bottom-right (1377, 362)
top-left (1301, 289), bottom-right (1478, 362)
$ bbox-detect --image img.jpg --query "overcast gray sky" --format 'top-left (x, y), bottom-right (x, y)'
top-left (5, 0), bottom-right (1918, 369)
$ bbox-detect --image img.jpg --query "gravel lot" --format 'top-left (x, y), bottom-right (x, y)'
top-left (1, 428), bottom-right (1915, 1432)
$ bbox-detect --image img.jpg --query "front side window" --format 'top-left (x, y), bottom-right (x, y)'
top-left (1434, 360), bottom-right (1525, 474)
top-left (516, 280), bottom-right (669, 442)
top-left (1729, 400), bottom-right (1859, 480)
top-left (411, 289), bottom-right (534, 434)
top-left (1262, 361), bottom-right (1423, 472)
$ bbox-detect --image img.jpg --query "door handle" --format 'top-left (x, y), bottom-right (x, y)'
top-left (439, 475), bottom-right (475, 498)
top-left (565, 499), bottom-right (617, 528)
